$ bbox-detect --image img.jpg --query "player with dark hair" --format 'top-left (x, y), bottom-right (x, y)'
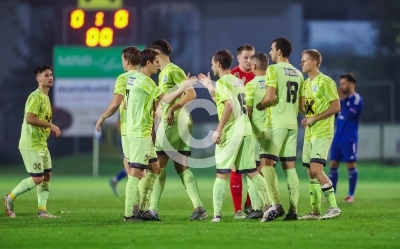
top-left (199, 49), bottom-right (271, 222)
top-left (299, 49), bottom-right (341, 220)
top-left (149, 39), bottom-right (207, 220)
top-left (3, 65), bottom-right (61, 218)
top-left (329, 73), bottom-right (363, 202)
top-left (95, 47), bottom-right (142, 197)
top-left (123, 48), bottom-right (197, 221)
top-left (257, 37), bottom-right (304, 221)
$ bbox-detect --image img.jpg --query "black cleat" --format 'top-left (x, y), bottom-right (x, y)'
top-left (283, 212), bottom-right (298, 221)
top-left (123, 215), bottom-right (142, 222)
top-left (139, 210), bottom-right (161, 221)
top-left (275, 205), bottom-right (286, 218)
top-left (190, 210), bottom-right (208, 220)
top-left (246, 210), bottom-right (263, 219)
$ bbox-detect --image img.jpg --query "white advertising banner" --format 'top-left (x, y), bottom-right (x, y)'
top-left (357, 125), bottom-right (381, 159)
top-left (53, 78), bottom-right (118, 137)
top-left (383, 125), bottom-right (400, 159)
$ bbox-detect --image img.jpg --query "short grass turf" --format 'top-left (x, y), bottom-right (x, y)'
top-left (0, 154), bottom-right (399, 249)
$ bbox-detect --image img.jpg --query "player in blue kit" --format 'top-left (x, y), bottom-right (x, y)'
top-left (329, 73), bottom-right (363, 203)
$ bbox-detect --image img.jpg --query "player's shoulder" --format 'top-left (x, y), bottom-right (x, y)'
top-left (218, 74), bottom-right (238, 86)
top-left (165, 63), bottom-right (184, 73)
top-left (28, 89), bottom-right (44, 100)
top-left (230, 66), bottom-right (239, 74)
top-left (135, 71), bottom-right (152, 82)
top-left (267, 64), bottom-right (278, 71)
top-left (351, 92), bottom-right (363, 105)
top-left (246, 76), bottom-right (258, 87)
top-left (249, 75), bottom-right (265, 87)
top-left (319, 72), bottom-right (335, 84)
top-left (117, 71), bottom-right (130, 79)
top-left (216, 74), bottom-right (229, 86)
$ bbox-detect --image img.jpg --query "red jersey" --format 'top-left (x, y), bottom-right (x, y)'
top-left (230, 66), bottom-right (255, 85)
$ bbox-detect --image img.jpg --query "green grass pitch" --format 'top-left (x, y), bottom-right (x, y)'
top-left (0, 153), bottom-right (399, 249)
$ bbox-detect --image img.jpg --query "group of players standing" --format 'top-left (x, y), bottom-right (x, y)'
top-left (3, 37), bottom-right (363, 223)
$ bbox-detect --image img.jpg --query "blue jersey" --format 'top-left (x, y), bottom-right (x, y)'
top-left (334, 92), bottom-right (363, 142)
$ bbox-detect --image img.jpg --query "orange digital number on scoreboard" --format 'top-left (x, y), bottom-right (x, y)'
top-left (68, 9), bottom-right (131, 47)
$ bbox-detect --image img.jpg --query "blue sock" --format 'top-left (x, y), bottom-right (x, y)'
top-left (348, 168), bottom-right (358, 197)
top-left (115, 169), bottom-right (127, 182)
top-left (329, 168), bottom-right (338, 194)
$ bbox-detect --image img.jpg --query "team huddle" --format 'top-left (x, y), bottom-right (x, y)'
top-left (3, 37), bottom-right (363, 223)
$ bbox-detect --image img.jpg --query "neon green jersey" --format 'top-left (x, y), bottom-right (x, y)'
top-left (19, 89), bottom-right (52, 151)
top-left (126, 72), bottom-right (163, 137)
top-left (158, 63), bottom-right (189, 119)
top-left (216, 74), bottom-right (252, 140)
top-left (264, 62), bottom-right (304, 130)
top-left (303, 72), bottom-right (339, 140)
top-left (245, 75), bottom-right (267, 137)
top-left (114, 70), bottom-right (137, 136)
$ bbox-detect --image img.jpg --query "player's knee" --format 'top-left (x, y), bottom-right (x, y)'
top-left (330, 161), bottom-right (339, 168)
top-left (246, 171), bottom-right (258, 179)
top-left (43, 172), bottom-right (52, 181)
top-left (346, 162), bottom-right (356, 169)
top-left (174, 163), bottom-right (188, 174)
top-left (149, 164), bottom-right (160, 175)
top-left (32, 176), bottom-right (44, 185)
top-left (216, 173), bottom-right (228, 180)
top-left (309, 168), bottom-right (320, 179)
top-left (131, 169), bottom-right (144, 178)
top-left (157, 155), bottom-right (169, 168)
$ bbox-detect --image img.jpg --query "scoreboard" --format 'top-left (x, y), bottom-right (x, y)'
top-left (62, 7), bottom-right (136, 47)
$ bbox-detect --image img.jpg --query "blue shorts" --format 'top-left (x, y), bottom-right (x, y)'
top-left (330, 139), bottom-right (357, 163)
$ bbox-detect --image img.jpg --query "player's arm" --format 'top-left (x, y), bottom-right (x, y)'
top-left (168, 88), bottom-right (196, 112)
top-left (96, 75), bottom-right (125, 131)
top-left (298, 79), bottom-right (306, 115)
top-left (245, 83), bottom-right (255, 119)
top-left (256, 66), bottom-right (277, 110)
top-left (247, 106), bottom-right (253, 119)
top-left (116, 116), bottom-right (121, 134)
top-left (301, 79), bottom-right (340, 127)
top-left (213, 100), bottom-right (233, 144)
top-left (25, 96), bottom-right (61, 137)
top-left (146, 77), bottom-right (196, 104)
top-left (100, 94), bottom-right (124, 119)
top-left (159, 78), bottom-right (197, 104)
top-left (198, 72), bottom-right (216, 103)
top-left (307, 99), bottom-right (340, 122)
top-left (26, 113), bottom-right (53, 128)
top-left (257, 86), bottom-right (276, 110)
top-left (168, 71), bottom-right (197, 112)
top-left (298, 96), bottom-right (306, 115)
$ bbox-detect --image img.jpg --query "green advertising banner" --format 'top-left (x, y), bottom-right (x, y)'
top-left (53, 46), bottom-right (145, 77)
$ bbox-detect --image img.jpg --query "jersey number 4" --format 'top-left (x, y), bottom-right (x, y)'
top-left (286, 81), bottom-right (299, 104)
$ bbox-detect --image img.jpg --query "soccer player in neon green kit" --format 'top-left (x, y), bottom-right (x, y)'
top-left (257, 37), bottom-right (304, 221)
top-left (244, 52), bottom-right (276, 219)
top-left (3, 65), bottom-right (61, 218)
top-left (149, 39), bottom-right (207, 220)
top-left (95, 47), bottom-right (143, 197)
top-left (299, 49), bottom-right (342, 220)
top-left (198, 49), bottom-right (271, 222)
top-left (123, 48), bottom-right (197, 221)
